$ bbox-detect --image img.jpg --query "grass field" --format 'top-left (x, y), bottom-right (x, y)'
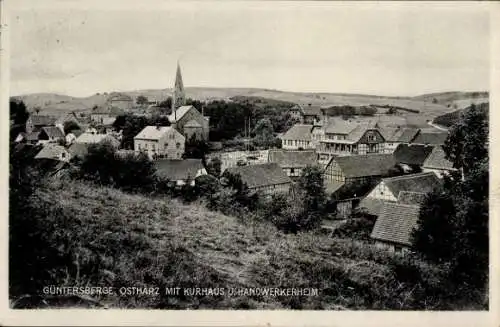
top-left (10, 177), bottom-right (486, 310)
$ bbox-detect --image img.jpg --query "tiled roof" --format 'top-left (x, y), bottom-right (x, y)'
top-left (281, 124), bottom-right (313, 141)
top-left (184, 119), bottom-right (203, 128)
top-left (324, 118), bottom-right (358, 134)
top-left (41, 126), bottom-right (65, 139)
top-left (398, 191), bottom-right (427, 205)
top-left (383, 172), bottom-right (440, 198)
top-left (411, 131), bottom-right (448, 145)
top-left (75, 133), bottom-right (120, 147)
top-left (224, 163), bottom-right (292, 189)
top-left (325, 181), bottom-right (345, 194)
top-left (332, 154), bottom-right (396, 178)
top-left (268, 149), bottom-right (317, 168)
top-left (168, 105), bottom-right (195, 123)
top-left (394, 144), bottom-right (434, 165)
top-left (134, 126), bottom-right (184, 141)
top-left (422, 146), bottom-right (456, 170)
top-left (34, 144), bottom-right (68, 161)
top-left (154, 159), bottom-right (205, 181)
top-left (347, 122), bottom-right (378, 142)
top-left (398, 128), bottom-right (420, 143)
top-left (358, 198), bottom-right (389, 216)
top-left (370, 202), bottom-right (421, 246)
top-left (29, 115), bottom-right (56, 126)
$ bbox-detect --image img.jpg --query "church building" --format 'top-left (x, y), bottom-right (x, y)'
top-left (168, 62), bottom-right (210, 141)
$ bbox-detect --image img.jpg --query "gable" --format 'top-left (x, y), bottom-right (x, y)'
top-left (358, 129), bottom-right (385, 144)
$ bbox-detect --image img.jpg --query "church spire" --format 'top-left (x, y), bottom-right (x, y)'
top-left (171, 60), bottom-right (186, 118)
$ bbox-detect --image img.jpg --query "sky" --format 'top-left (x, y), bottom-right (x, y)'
top-left (9, 1), bottom-right (491, 97)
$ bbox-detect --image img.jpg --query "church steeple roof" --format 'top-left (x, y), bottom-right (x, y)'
top-left (172, 61), bottom-right (186, 114)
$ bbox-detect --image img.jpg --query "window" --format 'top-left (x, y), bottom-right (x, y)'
top-left (290, 168), bottom-right (295, 174)
top-left (164, 143), bottom-right (168, 150)
top-left (176, 142), bottom-right (180, 149)
top-left (61, 152), bottom-right (66, 158)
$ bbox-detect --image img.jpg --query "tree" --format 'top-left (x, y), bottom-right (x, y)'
top-left (206, 157), bottom-right (222, 177)
top-left (297, 165), bottom-right (327, 213)
top-left (184, 135), bottom-right (209, 162)
top-left (136, 95), bottom-right (149, 106)
top-left (63, 121), bottom-right (81, 134)
top-left (443, 103), bottom-right (488, 176)
top-left (412, 104), bottom-right (489, 290)
top-left (113, 152), bottom-right (156, 193)
top-left (79, 142), bottom-right (117, 185)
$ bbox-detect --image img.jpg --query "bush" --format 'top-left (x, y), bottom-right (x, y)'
top-left (332, 217), bottom-right (375, 241)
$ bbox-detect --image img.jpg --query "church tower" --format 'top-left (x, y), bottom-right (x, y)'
top-left (171, 61), bottom-right (186, 117)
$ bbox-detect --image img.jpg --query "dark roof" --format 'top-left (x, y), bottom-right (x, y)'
top-left (41, 126), bottom-right (65, 139)
top-left (358, 198), bottom-right (388, 216)
top-left (280, 124), bottom-right (313, 140)
top-left (380, 127), bottom-right (420, 143)
top-left (422, 146), bottom-right (456, 170)
top-left (268, 149), bottom-right (317, 168)
top-left (154, 159), bottom-right (205, 181)
top-left (393, 144), bottom-right (434, 166)
top-left (224, 163), bottom-right (292, 189)
top-left (383, 172), bottom-right (440, 198)
top-left (29, 115), bottom-right (56, 126)
top-left (398, 128), bottom-right (420, 143)
top-left (411, 131), bottom-right (448, 145)
top-left (398, 191), bottom-right (427, 205)
top-left (68, 142), bottom-right (90, 158)
top-left (325, 181), bottom-right (345, 194)
top-left (331, 154), bottom-right (396, 178)
top-left (370, 202), bottom-right (421, 246)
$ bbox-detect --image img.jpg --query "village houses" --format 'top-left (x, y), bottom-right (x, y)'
top-left (154, 158), bottom-right (207, 186)
top-left (223, 163), bottom-right (292, 196)
top-left (422, 145), bottom-right (458, 178)
top-left (359, 171), bottom-right (440, 217)
top-left (268, 149), bottom-right (318, 178)
top-left (134, 126), bottom-right (186, 160)
top-left (34, 144), bottom-right (71, 162)
top-left (323, 153), bottom-right (396, 189)
top-left (279, 124), bottom-right (315, 150)
top-left (370, 202), bottom-right (421, 254)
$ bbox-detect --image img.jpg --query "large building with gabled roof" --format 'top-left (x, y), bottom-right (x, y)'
top-left (167, 62), bottom-right (210, 140)
top-left (134, 126), bottom-right (185, 160)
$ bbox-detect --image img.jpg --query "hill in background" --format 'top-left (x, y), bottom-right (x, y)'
top-left (12, 88), bottom-right (488, 118)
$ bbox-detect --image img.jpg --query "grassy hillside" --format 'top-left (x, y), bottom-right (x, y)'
top-left (10, 178), bottom-right (485, 310)
top-left (433, 102), bottom-right (489, 128)
top-left (12, 87), bottom-right (454, 118)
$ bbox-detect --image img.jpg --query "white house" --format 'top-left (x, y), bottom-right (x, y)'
top-left (134, 126), bottom-right (185, 160)
top-left (280, 124), bottom-right (314, 150)
top-left (363, 172), bottom-right (439, 202)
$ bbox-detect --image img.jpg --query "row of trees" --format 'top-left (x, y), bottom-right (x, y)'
top-left (412, 104), bottom-right (489, 291)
